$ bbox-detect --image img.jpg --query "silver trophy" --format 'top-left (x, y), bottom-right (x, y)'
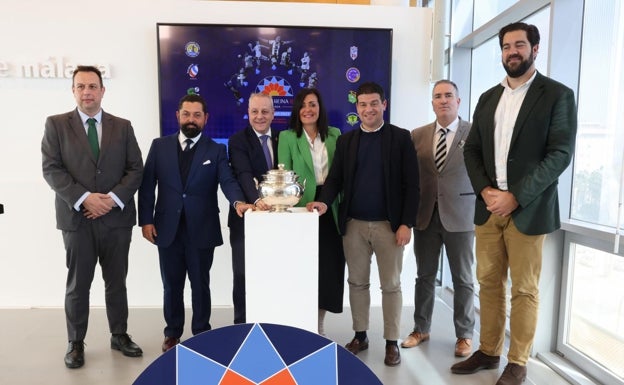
top-left (258, 164), bottom-right (305, 212)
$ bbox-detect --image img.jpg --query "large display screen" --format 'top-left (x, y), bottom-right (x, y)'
top-left (157, 23), bottom-right (393, 139)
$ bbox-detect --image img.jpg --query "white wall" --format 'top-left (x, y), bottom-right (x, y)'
top-left (0, 0), bottom-right (432, 308)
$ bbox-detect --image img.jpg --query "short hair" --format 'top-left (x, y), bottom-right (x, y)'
top-left (178, 94), bottom-right (207, 113)
top-left (356, 81), bottom-right (386, 102)
top-left (432, 79), bottom-right (459, 97)
top-left (498, 22), bottom-right (540, 49)
top-left (248, 93), bottom-right (274, 110)
top-left (72, 65), bottom-right (103, 87)
top-left (288, 88), bottom-right (329, 141)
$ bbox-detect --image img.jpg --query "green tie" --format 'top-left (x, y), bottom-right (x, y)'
top-left (87, 118), bottom-right (99, 159)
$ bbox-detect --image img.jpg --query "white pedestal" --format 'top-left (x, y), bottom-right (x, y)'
top-left (245, 207), bottom-right (318, 332)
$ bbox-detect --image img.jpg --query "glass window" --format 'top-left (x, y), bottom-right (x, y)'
top-left (570, 1), bottom-right (624, 228)
top-left (473, 0), bottom-right (520, 30)
top-left (564, 243), bottom-right (624, 379)
top-left (469, 6), bottom-right (550, 118)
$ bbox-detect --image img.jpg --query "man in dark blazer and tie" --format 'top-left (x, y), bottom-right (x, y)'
top-left (138, 94), bottom-right (254, 352)
top-left (401, 80), bottom-right (476, 358)
top-left (42, 65), bottom-right (144, 369)
top-left (307, 82), bottom-right (419, 367)
top-left (451, 23), bottom-right (577, 385)
top-left (227, 92), bottom-right (277, 324)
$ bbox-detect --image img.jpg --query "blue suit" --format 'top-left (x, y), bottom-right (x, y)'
top-left (138, 133), bottom-right (244, 338)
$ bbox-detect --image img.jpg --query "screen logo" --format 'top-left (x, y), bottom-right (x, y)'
top-left (187, 64), bottom-right (199, 79)
top-left (256, 76), bottom-right (293, 97)
top-left (350, 46), bottom-right (358, 60)
top-left (346, 67), bottom-right (361, 83)
top-left (346, 112), bottom-right (360, 126)
top-left (185, 42), bottom-right (200, 57)
top-left (348, 91), bottom-right (357, 104)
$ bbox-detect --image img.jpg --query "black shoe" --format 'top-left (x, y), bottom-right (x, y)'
top-left (111, 333), bottom-right (143, 357)
top-left (64, 341), bottom-right (85, 369)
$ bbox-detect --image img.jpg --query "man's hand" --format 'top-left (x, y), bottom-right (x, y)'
top-left (235, 202), bottom-right (256, 217)
top-left (254, 199), bottom-right (271, 211)
top-left (142, 224), bottom-right (157, 244)
top-left (306, 201), bottom-right (327, 215)
top-left (395, 224), bottom-right (412, 246)
top-left (483, 188), bottom-right (519, 217)
top-left (82, 193), bottom-right (114, 219)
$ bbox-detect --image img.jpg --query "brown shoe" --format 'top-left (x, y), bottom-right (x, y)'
top-left (162, 336), bottom-right (180, 352)
top-left (400, 331), bottom-right (430, 348)
top-left (454, 338), bottom-right (472, 357)
top-left (345, 337), bottom-right (369, 355)
top-left (496, 363), bottom-right (527, 385)
top-left (451, 350), bottom-right (500, 374)
top-left (384, 344), bottom-right (401, 366)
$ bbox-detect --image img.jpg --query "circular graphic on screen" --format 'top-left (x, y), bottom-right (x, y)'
top-left (133, 323), bottom-right (382, 385)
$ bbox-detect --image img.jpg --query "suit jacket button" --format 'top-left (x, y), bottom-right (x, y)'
top-left (96, 169), bottom-right (101, 174)
top-left (182, 194), bottom-right (187, 198)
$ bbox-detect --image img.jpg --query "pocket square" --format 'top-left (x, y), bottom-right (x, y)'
top-left (203, 160), bottom-right (211, 165)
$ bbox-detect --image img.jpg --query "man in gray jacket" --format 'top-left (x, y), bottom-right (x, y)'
top-left (42, 65), bottom-right (144, 369)
top-left (401, 80), bottom-right (475, 358)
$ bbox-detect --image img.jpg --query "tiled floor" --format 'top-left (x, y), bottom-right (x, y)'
top-left (0, 301), bottom-right (573, 385)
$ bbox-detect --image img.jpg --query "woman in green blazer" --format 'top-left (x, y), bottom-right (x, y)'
top-left (278, 88), bottom-right (345, 335)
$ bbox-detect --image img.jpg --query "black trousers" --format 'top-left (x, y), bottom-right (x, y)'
top-left (158, 220), bottom-right (215, 338)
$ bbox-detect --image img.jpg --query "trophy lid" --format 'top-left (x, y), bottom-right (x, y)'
top-left (262, 164), bottom-right (298, 183)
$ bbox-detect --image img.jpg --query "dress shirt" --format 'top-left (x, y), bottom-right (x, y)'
top-left (178, 132), bottom-right (201, 150)
top-left (303, 130), bottom-right (328, 185)
top-left (74, 109), bottom-right (124, 211)
top-left (494, 70), bottom-right (537, 190)
top-left (253, 128), bottom-right (274, 165)
top-left (434, 116), bottom-right (459, 154)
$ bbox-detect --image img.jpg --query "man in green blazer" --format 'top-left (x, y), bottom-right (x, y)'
top-left (451, 23), bottom-right (577, 385)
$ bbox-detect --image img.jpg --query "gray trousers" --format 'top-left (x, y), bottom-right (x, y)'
top-left (62, 220), bottom-right (131, 341)
top-left (412, 207), bottom-right (475, 338)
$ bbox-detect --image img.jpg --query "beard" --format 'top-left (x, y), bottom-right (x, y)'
top-left (503, 53), bottom-right (534, 78)
top-left (180, 123), bottom-right (202, 138)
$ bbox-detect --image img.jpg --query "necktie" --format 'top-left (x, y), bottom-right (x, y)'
top-left (183, 138), bottom-right (193, 152)
top-left (86, 118), bottom-right (99, 159)
top-left (260, 135), bottom-right (273, 170)
top-left (434, 127), bottom-right (448, 172)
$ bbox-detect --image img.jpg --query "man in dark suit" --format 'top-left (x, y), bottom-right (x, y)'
top-left (227, 93), bottom-right (276, 324)
top-left (401, 80), bottom-right (476, 357)
top-left (307, 82), bottom-right (419, 367)
top-left (42, 65), bottom-right (144, 369)
top-left (138, 94), bottom-right (254, 352)
top-left (451, 23), bottom-right (577, 385)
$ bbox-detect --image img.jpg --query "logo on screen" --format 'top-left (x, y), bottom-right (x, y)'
top-left (187, 64), bottom-right (199, 79)
top-left (346, 112), bottom-right (360, 126)
top-left (350, 46), bottom-right (358, 60)
top-left (185, 42), bottom-right (200, 57)
top-left (346, 67), bottom-right (361, 83)
top-left (256, 76), bottom-right (293, 97)
top-left (348, 91), bottom-right (357, 104)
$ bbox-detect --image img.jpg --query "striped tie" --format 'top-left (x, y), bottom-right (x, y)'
top-left (434, 127), bottom-right (448, 172)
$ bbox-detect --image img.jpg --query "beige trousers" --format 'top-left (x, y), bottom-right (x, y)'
top-left (475, 214), bottom-right (545, 365)
top-left (342, 219), bottom-right (404, 340)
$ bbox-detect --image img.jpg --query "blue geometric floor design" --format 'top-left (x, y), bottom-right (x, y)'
top-left (133, 323), bottom-right (382, 385)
